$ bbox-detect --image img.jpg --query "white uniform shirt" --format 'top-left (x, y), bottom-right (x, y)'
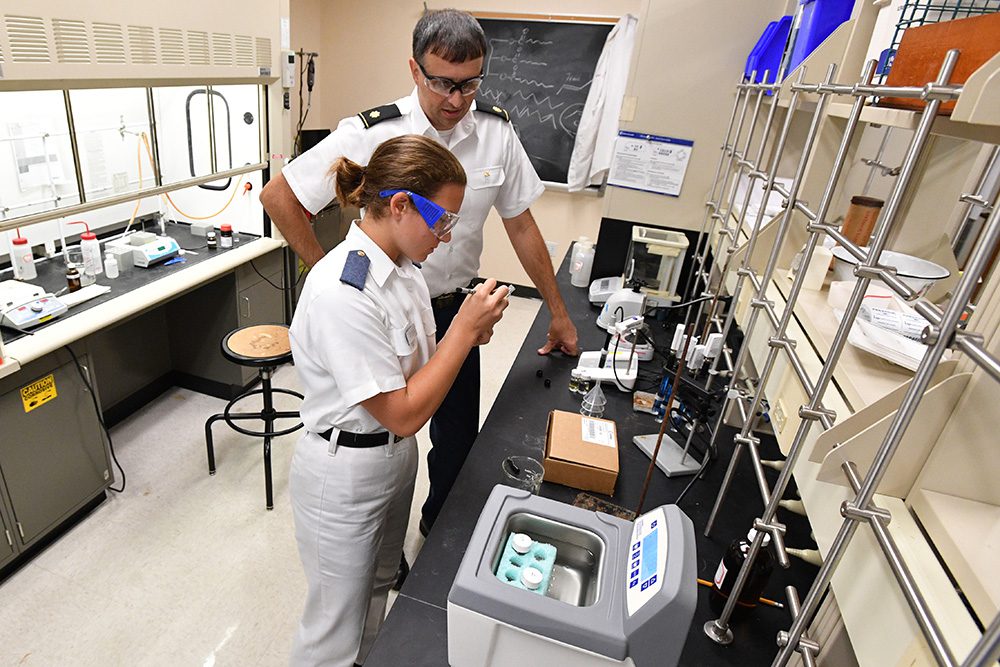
top-left (283, 88), bottom-right (544, 297)
top-left (289, 223), bottom-right (436, 435)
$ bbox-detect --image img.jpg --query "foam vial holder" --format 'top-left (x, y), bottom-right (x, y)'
top-left (494, 532), bottom-right (557, 596)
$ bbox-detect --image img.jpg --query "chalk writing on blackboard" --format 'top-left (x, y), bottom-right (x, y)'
top-left (477, 19), bottom-right (612, 183)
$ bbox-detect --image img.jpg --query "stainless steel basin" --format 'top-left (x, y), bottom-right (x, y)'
top-left (493, 512), bottom-right (605, 606)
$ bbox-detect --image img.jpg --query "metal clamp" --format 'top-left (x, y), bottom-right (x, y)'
top-left (734, 433), bottom-right (760, 447)
top-left (798, 406), bottom-right (837, 423)
top-left (853, 263), bottom-right (896, 282)
top-left (922, 82), bottom-right (963, 101)
top-left (768, 337), bottom-right (796, 350)
top-left (777, 631), bottom-right (822, 656)
top-left (751, 298), bottom-right (775, 311)
top-left (753, 518), bottom-right (787, 537)
top-left (841, 500), bottom-right (893, 525)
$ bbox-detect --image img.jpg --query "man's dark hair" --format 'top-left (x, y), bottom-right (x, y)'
top-left (412, 9), bottom-right (487, 63)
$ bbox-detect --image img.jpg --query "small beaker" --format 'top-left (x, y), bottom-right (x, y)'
top-left (66, 248), bottom-right (96, 286)
top-left (501, 456), bottom-right (545, 494)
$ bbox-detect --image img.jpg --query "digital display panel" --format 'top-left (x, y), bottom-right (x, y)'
top-left (641, 530), bottom-right (658, 581)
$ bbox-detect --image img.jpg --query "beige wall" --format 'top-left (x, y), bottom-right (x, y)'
top-left (603, 0), bottom-right (788, 231)
top-left (288, 1), bottom-right (785, 285)
top-left (289, 0), bottom-right (326, 137)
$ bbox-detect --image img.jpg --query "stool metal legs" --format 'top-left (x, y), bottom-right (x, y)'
top-left (205, 367), bottom-right (303, 509)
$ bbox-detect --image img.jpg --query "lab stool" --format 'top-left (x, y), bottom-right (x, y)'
top-left (205, 324), bottom-right (303, 510)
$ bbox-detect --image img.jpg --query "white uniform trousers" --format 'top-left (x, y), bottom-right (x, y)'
top-left (289, 431), bottom-right (417, 667)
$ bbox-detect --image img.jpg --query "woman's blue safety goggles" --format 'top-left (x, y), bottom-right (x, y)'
top-left (379, 189), bottom-right (460, 240)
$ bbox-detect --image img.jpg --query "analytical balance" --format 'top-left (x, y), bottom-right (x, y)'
top-left (448, 485), bottom-right (697, 666)
top-left (625, 226), bottom-right (689, 307)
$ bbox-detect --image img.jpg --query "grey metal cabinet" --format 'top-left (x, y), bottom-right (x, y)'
top-left (0, 349), bottom-right (110, 547)
top-left (0, 504), bottom-right (16, 569)
top-left (167, 248), bottom-right (286, 395)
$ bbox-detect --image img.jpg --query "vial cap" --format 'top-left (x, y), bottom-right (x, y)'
top-left (220, 224), bottom-right (233, 232)
top-left (747, 528), bottom-right (771, 546)
top-left (512, 533), bottom-right (532, 554)
top-left (521, 566), bottom-right (543, 590)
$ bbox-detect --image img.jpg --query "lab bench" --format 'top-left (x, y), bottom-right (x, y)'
top-left (366, 258), bottom-right (820, 667)
top-left (0, 222), bottom-right (286, 574)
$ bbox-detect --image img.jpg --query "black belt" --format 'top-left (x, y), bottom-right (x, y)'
top-left (317, 428), bottom-right (403, 448)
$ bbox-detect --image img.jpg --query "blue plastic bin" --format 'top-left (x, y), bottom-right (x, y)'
top-left (745, 16), bottom-right (793, 83)
top-left (787, 0), bottom-right (854, 74)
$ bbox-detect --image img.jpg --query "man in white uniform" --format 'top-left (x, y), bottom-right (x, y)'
top-left (261, 10), bottom-right (579, 572)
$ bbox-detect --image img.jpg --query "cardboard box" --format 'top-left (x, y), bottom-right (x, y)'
top-left (543, 410), bottom-right (619, 495)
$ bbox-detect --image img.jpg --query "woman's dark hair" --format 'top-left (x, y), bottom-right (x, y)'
top-left (412, 9), bottom-right (486, 63)
top-left (331, 135), bottom-right (466, 216)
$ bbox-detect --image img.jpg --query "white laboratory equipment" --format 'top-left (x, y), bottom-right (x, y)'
top-left (596, 285), bottom-right (645, 332)
top-left (623, 227), bottom-right (689, 306)
top-left (108, 235), bottom-right (180, 268)
top-left (448, 485), bottom-right (697, 667)
top-left (10, 236), bottom-right (37, 281)
top-left (570, 237), bottom-right (596, 288)
top-left (0, 280), bottom-right (68, 330)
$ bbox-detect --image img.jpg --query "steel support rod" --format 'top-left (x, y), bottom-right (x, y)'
top-left (697, 72), bottom-right (783, 346)
top-left (962, 611), bottom-right (1000, 667)
top-left (773, 49), bottom-right (961, 666)
top-left (0, 162), bottom-right (268, 235)
top-left (841, 462), bottom-right (957, 667)
top-left (695, 78), bottom-right (770, 328)
top-left (780, 586), bottom-right (819, 667)
top-left (683, 78), bottom-right (752, 304)
top-left (702, 63), bottom-right (837, 543)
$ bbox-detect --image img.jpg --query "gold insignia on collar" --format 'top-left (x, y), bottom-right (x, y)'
top-left (492, 106), bottom-right (502, 113)
top-left (369, 110), bottom-right (381, 119)
top-left (357, 250), bottom-right (366, 257)
top-left (483, 171), bottom-right (491, 178)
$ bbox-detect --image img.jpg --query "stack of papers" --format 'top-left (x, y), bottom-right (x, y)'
top-left (827, 281), bottom-right (948, 372)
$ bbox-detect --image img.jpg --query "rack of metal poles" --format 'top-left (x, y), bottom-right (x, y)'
top-left (698, 60), bottom-right (852, 547)
top-left (695, 48), bottom-right (1000, 665)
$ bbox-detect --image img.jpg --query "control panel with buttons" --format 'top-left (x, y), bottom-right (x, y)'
top-left (626, 508), bottom-right (667, 615)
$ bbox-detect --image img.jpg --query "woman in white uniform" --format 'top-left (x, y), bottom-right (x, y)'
top-left (287, 134), bottom-right (509, 667)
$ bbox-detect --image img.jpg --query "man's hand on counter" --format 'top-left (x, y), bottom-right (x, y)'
top-left (537, 313), bottom-right (579, 356)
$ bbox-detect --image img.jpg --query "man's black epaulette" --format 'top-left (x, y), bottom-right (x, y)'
top-left (474, 100), bottom-right (510, 122)
top-left (357, 104), bottom-right (402, 128)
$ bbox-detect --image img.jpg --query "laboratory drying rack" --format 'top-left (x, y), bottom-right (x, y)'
top-left (684, 51), bottom-right (1000, 666)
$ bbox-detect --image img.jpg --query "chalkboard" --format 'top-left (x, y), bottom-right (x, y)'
top-left (477, 18), bottom-right (614, 184)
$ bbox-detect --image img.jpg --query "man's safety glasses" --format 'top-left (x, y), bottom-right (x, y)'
top-left (416, 60), bottom-right (484, 97)
top-left (379, 189), bottom-right (460, 239)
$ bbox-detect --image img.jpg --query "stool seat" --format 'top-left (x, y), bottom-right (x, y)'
top-left (206, 323), bottom-right (302, 510)
top-left (222, 324), bottom-right (293, 367)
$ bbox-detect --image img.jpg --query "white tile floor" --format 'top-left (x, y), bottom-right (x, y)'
top-left (0, 296), bottom-right (541, 667)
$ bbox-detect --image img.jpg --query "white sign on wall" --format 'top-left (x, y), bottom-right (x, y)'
top-left (608, 131), bottom-right (693, 197)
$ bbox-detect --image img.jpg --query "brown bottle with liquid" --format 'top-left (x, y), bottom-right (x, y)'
top-left (66, 262), bottom-right (82, 292)
top-left (709, 529), bottom-right (774, 619)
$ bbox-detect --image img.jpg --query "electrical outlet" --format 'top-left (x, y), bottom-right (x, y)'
top-left (545, 240), bottom-right (558, 258)
top-left (772, 399), bottom-right (788, 434)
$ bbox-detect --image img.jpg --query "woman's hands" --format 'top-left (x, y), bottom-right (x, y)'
top-left (451, 278), bottom-right (510, 346)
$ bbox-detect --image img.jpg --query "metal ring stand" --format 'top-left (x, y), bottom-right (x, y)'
top-left (685, 49), bottom-right (1000, 666)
